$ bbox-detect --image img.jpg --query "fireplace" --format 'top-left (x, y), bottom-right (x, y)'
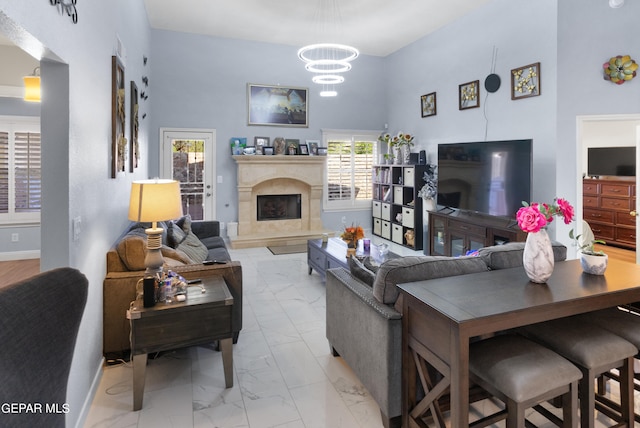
top-left (257, 194), bottom-right (301, 221)
top-left (231, 156), bottom-right (333, 248)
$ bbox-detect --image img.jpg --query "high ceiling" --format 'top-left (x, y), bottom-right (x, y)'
top-left (143, 0), bottom-right (493, 57)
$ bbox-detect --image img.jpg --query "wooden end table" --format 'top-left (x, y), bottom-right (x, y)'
top-left (126, 275), bottom-right (234, 411)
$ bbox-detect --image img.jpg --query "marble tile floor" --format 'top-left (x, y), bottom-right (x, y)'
top-left (84, 239), bottom-right (639, 428)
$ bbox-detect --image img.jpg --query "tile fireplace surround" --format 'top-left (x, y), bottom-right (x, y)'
top-left (230, 155), bottom-right (334, 248)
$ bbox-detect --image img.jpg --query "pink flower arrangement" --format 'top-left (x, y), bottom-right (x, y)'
top-left (516, 198), bottom-right (574, 233)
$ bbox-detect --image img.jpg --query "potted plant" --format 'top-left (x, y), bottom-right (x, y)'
top-left (417, 164), bottom-right (437, 211)
top-left (569, 229), bottom-right (608, 275)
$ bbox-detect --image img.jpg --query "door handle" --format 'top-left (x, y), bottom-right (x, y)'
top-left (631, 210), bottom-right (637, 217)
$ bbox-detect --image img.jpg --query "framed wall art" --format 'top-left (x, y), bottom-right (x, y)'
top-left (111, 56), bottom-right (126, 178)
top-left (421, 92), bottom-right (436, 117)
top-left (129, 81), bottom-right (139, 172)
top-left (247, 84), bottom-right (308, 127)
top-left (459, 80), bottom-right (479, 110)
top-left (511, 62), bottom-right (541, 100)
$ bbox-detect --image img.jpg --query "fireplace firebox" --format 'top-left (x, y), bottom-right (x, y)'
top-left (257, 194), bottom-right (302, 221)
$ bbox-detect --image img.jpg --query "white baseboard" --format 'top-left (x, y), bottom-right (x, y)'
top-left (0, 250), bottom-right (40, 261)
top-left (72, 357), bottom-right (104, 428)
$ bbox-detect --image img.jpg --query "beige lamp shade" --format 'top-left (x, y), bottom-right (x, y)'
top-left (23, 75), bottom-right (41, 102)
top-left (128, 179), bottom-right (183, 223)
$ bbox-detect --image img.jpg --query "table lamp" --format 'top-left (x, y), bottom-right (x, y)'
top-left (128, 179), bottom-right (183, 276)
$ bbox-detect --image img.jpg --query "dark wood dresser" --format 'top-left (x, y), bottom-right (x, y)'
top-left (583, 177), bottom-right (636, 249)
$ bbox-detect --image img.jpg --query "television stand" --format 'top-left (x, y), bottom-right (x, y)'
top-left (426, 210), bottom-right (526, 256)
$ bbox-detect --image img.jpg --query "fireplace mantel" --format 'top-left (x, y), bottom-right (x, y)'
top-left (230, 155), bottom-right (334, 248)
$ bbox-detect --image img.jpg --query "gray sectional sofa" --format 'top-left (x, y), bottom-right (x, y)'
top-left (326, 241), bottom-right (567, 428)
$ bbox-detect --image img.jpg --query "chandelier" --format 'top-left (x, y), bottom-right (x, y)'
top-left (297, 1), bottom-right (359, 97)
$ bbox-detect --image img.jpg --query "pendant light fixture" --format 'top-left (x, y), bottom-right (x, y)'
top-left (297, 0), bottom-right (359, 97)
top-left (23, 67), bottom-right (41, 103)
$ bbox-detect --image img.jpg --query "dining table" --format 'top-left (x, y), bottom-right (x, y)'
top-left (397, 258), bottom-right (640, 427)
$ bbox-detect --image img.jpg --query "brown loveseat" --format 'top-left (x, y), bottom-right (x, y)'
top-left (103, 218), bottom-right (242, 359)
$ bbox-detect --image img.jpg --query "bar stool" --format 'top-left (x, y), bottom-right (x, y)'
top-left (520, 316), bottom-right (637, 428)
top-left (575, 307), bottom-right (640, 423)
top-left (468, 334), bottom-right (582, 428)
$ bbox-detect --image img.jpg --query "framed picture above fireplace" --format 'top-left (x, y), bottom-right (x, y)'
top-left (247, 84), bottom-right (308, 127)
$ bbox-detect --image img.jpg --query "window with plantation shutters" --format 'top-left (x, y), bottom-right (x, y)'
top-left (322, 130), bottom-right (378, 210)
top-left (0, 117), bottom-right (41, 224)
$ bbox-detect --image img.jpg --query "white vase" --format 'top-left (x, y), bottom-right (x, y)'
top-left (393, 147), bottom-right (402, 164)
top-left (402, 145), bottom-right (411, 164)
top-left (523, 229), bottom-right (554, 283)
top-left (580, 252), bottom-right (608, 275)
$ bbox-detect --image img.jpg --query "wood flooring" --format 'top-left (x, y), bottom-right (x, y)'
top-left (0, 259), bottom-right (40, 289)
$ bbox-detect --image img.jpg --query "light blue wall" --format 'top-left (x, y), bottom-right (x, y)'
top-left (149, 30), bottom-right (387, 233)
top-left (385, 0), bottom-right (558, 209)
top-left (556, 0), bottom-right (640, 243)
top-left (0, 1), bottom-right (151, 426)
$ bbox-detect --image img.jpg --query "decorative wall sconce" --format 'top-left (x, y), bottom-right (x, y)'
top-left (23, 67), bottom-right (41, 102)
top-left (50, 0), bottom-right (78, 24)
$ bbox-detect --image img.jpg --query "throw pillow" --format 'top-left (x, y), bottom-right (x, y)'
top-left (161, 245), bottom-right (194, 266)
top-left (363, 256), bottom-right (380, 274)
top-left (176, 232), bottom-right (209, 263)
top-left (372, 256), bottom-right (489, 305)
top-left (171, 215), bottom-right (209, 263)
top-left (166, 221), bottom-right (187, 248)
top-left (348, 256), bottom-right (375, 287)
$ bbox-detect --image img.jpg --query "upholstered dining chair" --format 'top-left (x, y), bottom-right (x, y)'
top-left (0, 267), bottom-right (88, 428)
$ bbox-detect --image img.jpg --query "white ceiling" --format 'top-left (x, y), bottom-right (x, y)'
top-left (143, 0), bottom-right (494, 57)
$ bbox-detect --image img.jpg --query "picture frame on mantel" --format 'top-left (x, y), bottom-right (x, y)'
top-left (459, 80), bottom-right (479, 110)
top-left (511, 62), bottom-right (541, 100)
top-left (247, 83), bottom-right (308, 127)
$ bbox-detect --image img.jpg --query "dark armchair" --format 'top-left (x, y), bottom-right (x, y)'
top-left (0, 267), bottom-right (88, 428)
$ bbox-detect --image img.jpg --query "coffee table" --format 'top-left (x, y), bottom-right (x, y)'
top-left (126, 275), bottom-right (234, 410)
top-left (307, 237), bottom-right (398, 279)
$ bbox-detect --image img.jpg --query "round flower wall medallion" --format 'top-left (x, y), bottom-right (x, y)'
top-left (603, 55), bottom-right (638, 84)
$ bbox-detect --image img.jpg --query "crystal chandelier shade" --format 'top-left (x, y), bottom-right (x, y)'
top-left (297, 1), bottom-right (359, 97)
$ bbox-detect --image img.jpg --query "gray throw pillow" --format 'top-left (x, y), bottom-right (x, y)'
top-left (372, 256), bottom-right (489, 305)
top-left (348, 256), bottom-right (375, 287)
top-left (168, 215), bottom-right (209, 263)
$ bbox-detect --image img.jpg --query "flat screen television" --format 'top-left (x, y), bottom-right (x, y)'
top-left (437, 139), bottom-right (532, 218)
top-left (587, 146), bottom-right (635, 177)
